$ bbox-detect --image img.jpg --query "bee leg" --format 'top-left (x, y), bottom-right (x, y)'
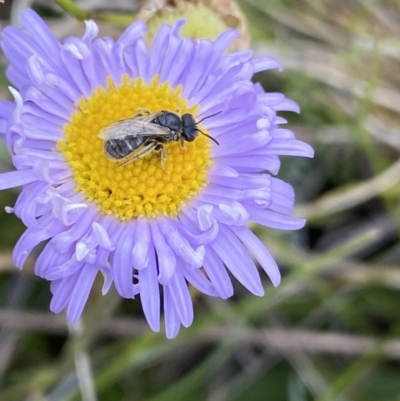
top-left (180, 138), bottom-right (186, 149)
top-left (154, 144), bottom-right (167, 169)
top-left (135, 108), bottom-right (151, 117)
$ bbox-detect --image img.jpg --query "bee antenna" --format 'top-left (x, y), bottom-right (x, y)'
top-left (196, 111), bottom-right (222, 125)
top-left (196, 128), bottom-right (219, 145)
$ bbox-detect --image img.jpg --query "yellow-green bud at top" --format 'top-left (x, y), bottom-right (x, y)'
top-left (147, 2), bottom-right (228, 41)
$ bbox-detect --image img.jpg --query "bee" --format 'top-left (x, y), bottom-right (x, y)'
top-left (98, 110), bottom-right (220, 168)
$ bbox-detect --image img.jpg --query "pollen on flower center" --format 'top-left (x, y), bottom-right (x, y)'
top-left (58, 75), bottom-right (212, 220)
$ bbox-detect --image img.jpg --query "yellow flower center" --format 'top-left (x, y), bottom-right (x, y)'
top-left (58, 75), bottom-right (212, 220)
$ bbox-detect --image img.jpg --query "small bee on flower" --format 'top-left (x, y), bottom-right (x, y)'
top-left (98, 110), bottom-right (219, 168)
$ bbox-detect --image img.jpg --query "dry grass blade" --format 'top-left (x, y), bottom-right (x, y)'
top-left (295, 159), bottom-right (400, 220)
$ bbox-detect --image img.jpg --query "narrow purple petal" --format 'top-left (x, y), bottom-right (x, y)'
top-left (148, 24), bottom-right (171, 78)
top-left (14, 181), bottom-right (50, 228)
top-left (182, 40), bottom-right (213, 98)
top-left (167, 269), bottom-right (193, 328)
top-left (150, 220), bottom-right (176, 284)
top-left (177, 212), bottom-right (219, 246)
top-left (112, 223), bottom-right (136, 298)
top-left (251, 56), bottom-right (282, 72)
top-left (164, 288), bottom-right (181, 339)
top-left (45, 259), bottom-right (83, 281)
top-left (50, 270), bottom-right (81, 314)
top-left (159, 21), bottom-right (185, 83)
top-left (67, 265), bottom-right (98, 323)
top-left (123, 40), bottom-right (148, 80)
top-left (229, 225), bottom-right (281, 286)
top-left (214, 155), bottom-right (281, 175)
top-left (82, 20), bottom-right (99, 42)
top-left (270, 128), bottom-right (296, 139)
top-left (117, 19), bottom-right (147, 47)
top-left (266, 139), bottom-right (314, 158)
top-left (35, 241), bottom-right (75, 279)
top-left (138, 245), bottom-right (160, 332)
top-left (273, 99), bottom-right (300, 113)
top-left (180, 260), bottom-right (218, 297)
top-left (257, 92), bottom-right (285, 105)
top-left (208, 165), bottom-right (238, 177)
top-left (212, 131), bottom-right (271, 157)
top-left (269, 191), bottom-right (294, 214)
top-left (203, 246), bottom-right (234, 299)
top-left (249, 208), bottom-right (306, 230)
top-left (20, 9), bottom-right (61, 60)
top-left (211, 225), bottom-right (264, 296)
top-left (0, 170), bottom-right (37, 190)
top-left (92, 222), bottom-right (114, 251)
top-left (167, 39), bottom-right (194, 88)
top-left (132, 218), bottom-right (151, 269)
top-left (194, 198), bottom-right (250, 226)
top-left (52, 207), bottom-right (96, 252)
top-left (158, 218), bottom-right (204, 268)
top-left (13, 227), bottom-right (52, 269)
top-left (61, 46), bottom-right (91, 97)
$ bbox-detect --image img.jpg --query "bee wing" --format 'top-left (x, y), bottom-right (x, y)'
top-left (98, 117), bottom-right (170, 141)
top-left (131, 111), bottom-right (164, 123)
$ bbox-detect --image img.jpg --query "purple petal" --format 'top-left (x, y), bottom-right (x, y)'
top-left (67, 265), bottom-right (98, 323)
top-left (150, 220), bottom-right (176, 284)
top-left (229, 225), bottom-right (281, 286)
top-left (164, 288), bottom-right (180, 339)
top-left (82, 20), bottom-right (99, 42)
top-left (249, 208), bottom-right (306, 230)
top-left (50, 270), bottom-right (81, 314)
top-left (273, 99), bottom-right (300, 113)
top-left (52, 208), bottom-right (96, 252)
top-left (265, 139), bottom-right (314, 158)
top-left (132, 218), bottom-right (151, 269)
top-left (13, 226), bottom-right (52, 269)
top-left (117, 19), bottom-right (147, 47)
top-left (177, 211), bottom-right (219, 246)
top-left (92, 222), bottom-right (114, 251)
top-left (138, 245), bottom-right (160, 332)
top-left (203, 246), bottom-right (233, 299)
top-left (158, 218), bottom-right (204, 268)
top-left (112, 223), bottom-right (136, 298)
top-left (180, 260), bottom-right (218, 297)
top-left (251, 56), bottom-right (282, 72)
top-left (214, 155), bottom-right (281, 175)
top-left (20, 9), bottom-right (61, 61)
top-left (167, 268), bottom-right (193, 328)
top-left (0, 169), bottom-right (37, 190)
top-left (211, 225), bottom-right (264, 296)
top-left (148, 23), bottom-right (171, 78)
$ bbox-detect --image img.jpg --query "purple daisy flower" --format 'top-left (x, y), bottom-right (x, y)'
top-left (0, 9), bottom-right (313, 338)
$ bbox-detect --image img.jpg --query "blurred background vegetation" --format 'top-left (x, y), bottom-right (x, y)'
top-left (1, 0), bottom-right (400, 400)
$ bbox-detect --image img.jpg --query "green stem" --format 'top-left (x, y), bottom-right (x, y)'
top-left (56, 0), bottom-right (134, 26)
top-left (94, 13), bottom-right (133, 26)
top-left (54, 0), bottom-right (88, 20)
top-left (69, 321), bottom-right (98, 401)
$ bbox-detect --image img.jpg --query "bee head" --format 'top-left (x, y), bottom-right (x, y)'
top-left (181, 114), bottom-right (198, 142)
top-left (181, 112), bottom-right (220, 145)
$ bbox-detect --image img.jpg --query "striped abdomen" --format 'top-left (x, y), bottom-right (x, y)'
top-left (104, 136), bottom-right (145, 160)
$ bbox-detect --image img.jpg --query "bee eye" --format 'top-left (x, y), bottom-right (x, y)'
top-left (182, 129), bottom-right (198, 141)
